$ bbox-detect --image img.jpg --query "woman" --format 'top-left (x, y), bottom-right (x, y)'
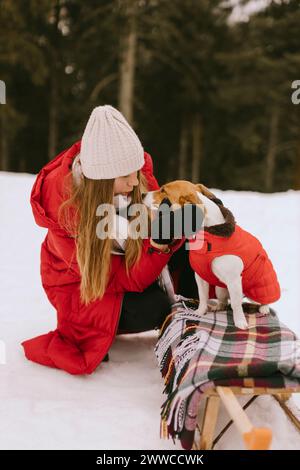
top-left (21, 105), bottom-right (189, 375)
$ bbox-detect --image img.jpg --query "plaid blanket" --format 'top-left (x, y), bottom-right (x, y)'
top-left (154, 296), bottom-right (300, 450)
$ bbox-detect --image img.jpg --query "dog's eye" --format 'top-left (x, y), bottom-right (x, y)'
top-left (160, 186), bottom-right (165, 193)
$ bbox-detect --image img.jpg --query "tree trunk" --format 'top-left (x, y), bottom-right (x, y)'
top-left (118, 1), bottom-right (137, 125)
top-left (48, 2), bottom-right (61, 161)
top-left (0, 106), bottom-right (9, 171)
top-left (178, 114), bottom-right (190, 180)
top-left (19, 154), bottom-right (27, 172)
top-left (48, 68), bottom-right (59, 160)
top-left (265, 107), bottom-right (280, 192)
top-left (191, 112), bottom-right (203, 183)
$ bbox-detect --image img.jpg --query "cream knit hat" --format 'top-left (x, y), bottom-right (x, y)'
top-left (80, 105), bottom-right (145, 179)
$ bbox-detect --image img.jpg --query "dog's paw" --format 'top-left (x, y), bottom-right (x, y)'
top-left (210, 302), bottom-right (227, 312)
top-left (233, 312), bottom-right (249, 330)
top-left (234, 319), bottom-right (249, 330)
top-left (259, 305), bottom-right (270, 315)
top-left (194, 305), bottom-right (208, 316)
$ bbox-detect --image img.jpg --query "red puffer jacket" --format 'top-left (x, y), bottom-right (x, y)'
top-left (21, 140), bottom-right (185, 375)
top-left (189, 225), bottom-right (281, 304)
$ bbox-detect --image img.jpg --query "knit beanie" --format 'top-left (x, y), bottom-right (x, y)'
top-left (80, 105), bottom-right (145, 179)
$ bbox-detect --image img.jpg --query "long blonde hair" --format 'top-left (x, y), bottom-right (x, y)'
top-left (58, 167), bottom-right (151, 305)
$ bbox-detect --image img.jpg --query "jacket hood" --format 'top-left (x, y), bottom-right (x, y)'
top-left (30, 140), bottom-right (81, 231)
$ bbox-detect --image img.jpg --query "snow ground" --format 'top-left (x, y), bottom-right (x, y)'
top-left (0, 171), bottom-right (300, 450)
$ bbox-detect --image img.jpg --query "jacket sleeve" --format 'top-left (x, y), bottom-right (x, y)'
top-left (107, 237), bottom-right (186, 293)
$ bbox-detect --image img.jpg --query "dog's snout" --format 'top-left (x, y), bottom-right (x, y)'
top-left (160, 197), bottom-right (172, 208)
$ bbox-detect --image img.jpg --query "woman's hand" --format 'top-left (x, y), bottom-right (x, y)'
top-left (149, 239), bottom-right (170, 252)
top-left (149, 209), bottom-right (170, 252)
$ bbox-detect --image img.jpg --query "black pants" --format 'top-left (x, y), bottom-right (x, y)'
top-left (117, 241), bottom-right (198, 334)
top-left (117, 280), bottom-right (171, 334)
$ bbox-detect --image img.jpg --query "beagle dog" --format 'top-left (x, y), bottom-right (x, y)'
top-left (144, 180), bottom-right (281, 330)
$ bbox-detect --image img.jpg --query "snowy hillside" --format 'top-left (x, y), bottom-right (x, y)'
top-left (1, 171), bottom-right (300, 450)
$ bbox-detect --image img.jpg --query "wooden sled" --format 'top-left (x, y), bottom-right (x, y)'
top-left (193, 384), bottom-right (300, 450)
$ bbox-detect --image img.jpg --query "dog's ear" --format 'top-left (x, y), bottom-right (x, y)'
top-left (194, 183), bottom-right (217, 200)
top-left (178, 192), bottom-right (198, 206)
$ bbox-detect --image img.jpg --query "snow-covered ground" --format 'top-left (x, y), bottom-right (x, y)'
top-left (1, 171), bottom-right (300, 450)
